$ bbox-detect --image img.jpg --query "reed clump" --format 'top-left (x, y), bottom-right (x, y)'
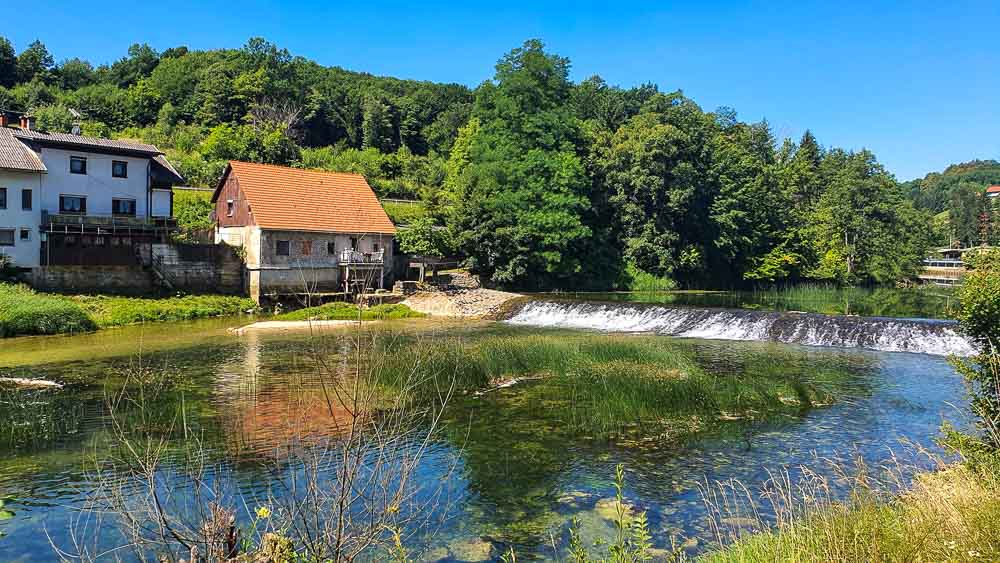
top-left (372, 332), bottom-right (835, 439)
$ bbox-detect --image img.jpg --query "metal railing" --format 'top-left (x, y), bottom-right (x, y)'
top-left (42, 211), bottom-right (177, 232)
top-left (339, 249), bottom-right (385, 265)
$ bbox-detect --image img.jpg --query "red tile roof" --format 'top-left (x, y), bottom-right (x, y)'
top-left (987, 185), bottom-right (1000, 194)
top-left (215, 161), bottom-right (395, 235)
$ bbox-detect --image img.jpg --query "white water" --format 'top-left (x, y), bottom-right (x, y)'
top-left (507, 300), bottom-right (977, 357)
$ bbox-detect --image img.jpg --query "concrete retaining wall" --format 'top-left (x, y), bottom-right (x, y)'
top-left (33, 265), bottom-right (155, 295)
top-left (152, 243), bottom-right (244, 294)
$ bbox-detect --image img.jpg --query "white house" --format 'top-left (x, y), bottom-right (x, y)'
top-left (0, 113), bottom-right (183, 271)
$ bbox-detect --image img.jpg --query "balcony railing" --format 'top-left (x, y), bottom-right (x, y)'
top-left (339, 249), bottom-right (385, 265)
top-left (42, 211), bottom-right (177, 233)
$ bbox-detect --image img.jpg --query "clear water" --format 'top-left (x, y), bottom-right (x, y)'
top-left (0, 316), bottom-right (971, 561)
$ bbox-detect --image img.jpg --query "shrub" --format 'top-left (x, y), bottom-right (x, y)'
top-left (950, 248), bottom-right (1000, 448)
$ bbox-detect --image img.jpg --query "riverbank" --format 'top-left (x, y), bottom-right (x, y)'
top-left (0, 282), bottom-right (255, 337)
top-left (703, 460), bottom-right (1000, 561)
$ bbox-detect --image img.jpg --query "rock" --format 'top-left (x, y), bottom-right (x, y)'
top-left (0, 377), bottom-right (63, 390)
top-left (721, 516), bottom-right (758, 529)
top-left (419, 546), bottom-right (450, 562)
top-left (594, 497), bottom-right (633, 521)
top-left (448, 537), bottom-right (493, 561)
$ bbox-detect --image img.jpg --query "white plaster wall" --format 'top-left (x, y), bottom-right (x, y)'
top-left (0, 170), bottom-right (43, 268)
top-left (37, 147), bottom-right (152, 217)
top-left (151, 189), bottom-right (172, 217)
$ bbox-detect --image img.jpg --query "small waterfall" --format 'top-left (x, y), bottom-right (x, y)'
top-left (506, 300), bottom-right (977, 357)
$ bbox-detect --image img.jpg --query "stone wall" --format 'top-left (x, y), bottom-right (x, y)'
top-left (152, 243), bottom-right (244, 294)
top-left (32, 265), bottom-right (154, 295)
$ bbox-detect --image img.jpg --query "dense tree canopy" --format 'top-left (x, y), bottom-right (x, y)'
top-left (0, 36), bottom-right (940, 289)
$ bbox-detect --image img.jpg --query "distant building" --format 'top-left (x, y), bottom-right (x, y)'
top-left (211, 161), bottom-right (396, 303)
top-left (0, 112), bottom-right (183, 272)
top-left (987, 185), bottom-right (1000, 198)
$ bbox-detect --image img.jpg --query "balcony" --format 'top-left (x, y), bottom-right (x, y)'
top-left (41, 211), bottom-right (177, 234)
top-left (339, 249), bottom-right (385, 265)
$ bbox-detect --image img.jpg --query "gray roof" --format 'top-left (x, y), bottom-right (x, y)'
top-left (152, 154), bottom-right (185, 184)
top-left (12, 129), bottom-right (162, 155)
top-left (0, 129), bottom-right (47, 172)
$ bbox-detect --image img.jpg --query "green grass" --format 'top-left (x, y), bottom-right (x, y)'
top-left (275, 301), bottom-right (425, 321)
top-left (73, 294), bottom-right (256, 328)
top-left (0, 283), bottom-right (255, 337)
top-left (381, 200), bottom-right (428, 225)
top-left (0, 284), bottom-right (96, 337)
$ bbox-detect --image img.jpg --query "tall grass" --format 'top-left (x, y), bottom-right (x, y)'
top-left (701, 459), bottom-right (1000, 562)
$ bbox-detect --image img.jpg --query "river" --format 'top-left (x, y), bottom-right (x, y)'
top-left (0, 295), bottom-right (974, 561)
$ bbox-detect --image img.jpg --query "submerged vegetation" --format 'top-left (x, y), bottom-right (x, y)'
top-left (0, 282), bottom-right (254, 337)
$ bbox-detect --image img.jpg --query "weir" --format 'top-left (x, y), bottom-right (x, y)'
top-left (506, 300), bottom-right (977, 357)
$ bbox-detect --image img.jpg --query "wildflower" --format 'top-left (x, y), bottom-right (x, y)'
top-left (256, 506), bottom-right (272, 519)
top-left (968, 551), bottom-right (981, 558)
top-left (387, 503), bottom-right (400, 514)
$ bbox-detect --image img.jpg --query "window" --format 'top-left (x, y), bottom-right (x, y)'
top-left (112, 198), bottom-right (137, 216)
top-left (350, 236), bottom-right (358, 250)
top-left (60, 195), bottom-right (87, 214)
top-left (276, 240), bottom-right (290, 256)
top-left (327, 241), bottom-right (337, 255)
top-left (21, 189), bottom-right (31, 210)
top-left (112, 160), bottom-right (128, 178)
top-left (0, 187), bottom-right (6, 209)
top-left (373, 242), bottom-right (380, 252)
top-left (70, 156), bottom-right (87, 175)
top-left (301, 240), bottom-right (312, 256)
top-left (19, 229), bottom-right (30, 241)
top-left (0, 229), bottom-right (13, 246)
top-left (226, 199), bottom-right (234, 217)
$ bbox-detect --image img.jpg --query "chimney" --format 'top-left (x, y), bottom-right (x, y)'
top-left (0, 114), bottom-right (7, 128)
top-left (19, 115), bottom-right (34, 130)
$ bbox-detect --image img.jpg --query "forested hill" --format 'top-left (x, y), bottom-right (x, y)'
top-left (0, 37), bottom-right (934, 290)
top-left (905, 160), bottom-right (1000, 213)
top-left (903, 160), bottom-right (1000, 247)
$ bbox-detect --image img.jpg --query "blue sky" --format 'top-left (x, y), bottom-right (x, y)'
top-left (11, 1), bottom-right (999, 180)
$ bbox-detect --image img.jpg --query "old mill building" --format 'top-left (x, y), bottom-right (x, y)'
top-left (211, 161), bottom-right (397, 303)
